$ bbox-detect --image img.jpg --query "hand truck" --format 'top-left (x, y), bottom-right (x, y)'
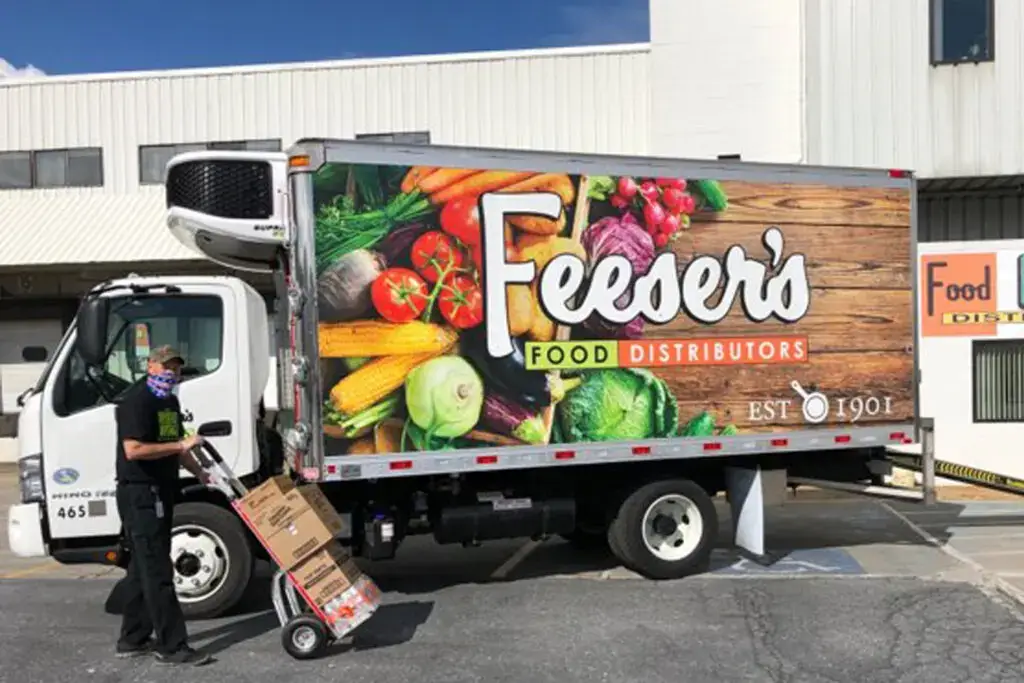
top-left (190, 442), bottom-right (380, 660)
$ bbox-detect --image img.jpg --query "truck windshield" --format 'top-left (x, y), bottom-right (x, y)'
top-left (57, 294), bottom-right (224, 414)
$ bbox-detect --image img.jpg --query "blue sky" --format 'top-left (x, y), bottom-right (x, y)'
top-left (0, 0), bottom-right (648, 76)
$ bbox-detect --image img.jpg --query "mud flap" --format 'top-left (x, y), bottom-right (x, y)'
top-left (725, 465), bottom-right (784, 566)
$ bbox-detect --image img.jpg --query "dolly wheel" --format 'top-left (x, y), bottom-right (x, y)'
top-left (281, 615), bottom-right (330, 660)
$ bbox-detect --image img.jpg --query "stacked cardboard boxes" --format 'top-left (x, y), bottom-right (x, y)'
top-left (236, 475), bottom-right (380, 636)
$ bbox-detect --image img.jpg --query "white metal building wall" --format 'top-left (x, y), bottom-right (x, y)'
top-left (0, 45), bottom-right (651, 195)
top-left (804, 0), bottom-right (1024, 178)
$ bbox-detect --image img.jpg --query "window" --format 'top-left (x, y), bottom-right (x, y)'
top-left (972, 339), bottom-right (1024, 422)
top-left (0, 148), bottom-right (103, 189)
top-left (56, 295), bottom-right (224, 416)
top-left (931, 0), bottom-right (994, 64)
top-left (139, 139), bottom-right (282, 184)
top-left (356, 131), bottom-right (431, 144)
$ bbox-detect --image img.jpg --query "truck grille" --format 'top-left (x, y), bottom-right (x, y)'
top-left (166, 160), bottom-right (274, 220)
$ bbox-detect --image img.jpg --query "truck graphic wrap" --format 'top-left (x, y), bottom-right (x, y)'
top-left (311, 163), bottom-right (913, 455)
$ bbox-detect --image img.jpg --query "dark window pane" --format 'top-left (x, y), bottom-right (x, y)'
top-left (140, 145), bottom-right (176, 184)
top-left (935, 0), bottom-right (992, 62)
top-left (34, 150), bottom-right (67, 187)
top-left (67, 148), bottom-right (103, 187)
top-left (0, 152), bottom-right (32, 189)
top-left (973, 340), bottom-right (1024, 422)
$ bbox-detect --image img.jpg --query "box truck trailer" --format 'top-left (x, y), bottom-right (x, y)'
top-left (7, 140), bottom-right (922, 619)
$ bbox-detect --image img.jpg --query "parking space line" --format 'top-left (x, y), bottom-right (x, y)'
top-left (0, 562), bottom-right (58, 580)
top-left (490, 539), bottom-right (540, 580)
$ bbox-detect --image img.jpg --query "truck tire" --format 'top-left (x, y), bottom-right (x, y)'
top-left (607, 479), bottom-right (717, 580)
top-left (171, 502), bottom-right (254, 620)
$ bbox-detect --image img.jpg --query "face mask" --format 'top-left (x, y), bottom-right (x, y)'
top-left (146, 369), bottom-right (179, 399)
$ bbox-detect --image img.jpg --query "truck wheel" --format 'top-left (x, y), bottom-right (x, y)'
top-left (171, 502), bottom-right (253, 620)
top-left (607, 479), bottom-right (717, 580)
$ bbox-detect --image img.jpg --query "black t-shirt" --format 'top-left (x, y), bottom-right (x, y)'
top-left (115, 380), bottom-right (184, 485)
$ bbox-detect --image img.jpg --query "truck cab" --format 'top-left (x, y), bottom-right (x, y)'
top-left (7, 150), bottom-right (300, 619)
top-left (7, 273), bottom-right (284, 617)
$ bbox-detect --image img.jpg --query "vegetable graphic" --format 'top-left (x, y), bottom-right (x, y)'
top-left (555, 368), bottom-right (679, 443)
top-left (430, 171), bottom-right (533, 204)
top-left (315, 191), bottom-right (433, 273)
top-left (690, 179), bottom-right (729, 212)
top-left (329, 352), bottom-right (440, 417)
top-left (460, 326), bottom-right (575, 408)
top-left (410, 231), bottom-right (464, 284)
top-left (318, 320), bottom-right (458, 357)
top-left (371, 267), bottom-right (430, 323)
top-left (405, 356), bottom-right (485, 439)
top-left (439, 196), bottom-right (483, 246)
top-left (316, 249), bottom-right (384, 323)
top-left (437, 273), bottom-right (484, 330)
top-left (580, 213), bottom-right (655, 339)
top-left (479, 391), bottom-right (547, 445)
top-left (324, 394), bottom-right (401, 438)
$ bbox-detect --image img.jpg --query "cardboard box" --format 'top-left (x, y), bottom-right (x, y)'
top-left (236, 475), bottom-right (295, 539)
top-left (263, 502), bottom-right (345, 570)
top-left (291, 541), bottom-right (380, 637)
top-left (238, 478), bottom-right (344, 542)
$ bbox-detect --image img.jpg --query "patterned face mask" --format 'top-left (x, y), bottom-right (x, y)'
top-left (147, 369), bottom-right (179, 398)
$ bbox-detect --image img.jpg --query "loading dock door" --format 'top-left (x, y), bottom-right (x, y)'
top-left (0, 320), bottom-right (63, 413)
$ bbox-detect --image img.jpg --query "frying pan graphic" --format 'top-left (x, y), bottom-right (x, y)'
top-left (791, 380), bottom-right (829, 424)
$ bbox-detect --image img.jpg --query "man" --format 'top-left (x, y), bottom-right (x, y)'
top-left (113, 345), bottom-right (213, 666)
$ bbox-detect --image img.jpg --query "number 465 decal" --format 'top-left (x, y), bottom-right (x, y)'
top-left (57, 505), bottom-right (86, 519)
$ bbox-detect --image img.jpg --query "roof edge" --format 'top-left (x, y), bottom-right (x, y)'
top-left (0, 42), bottom-right (651, 88)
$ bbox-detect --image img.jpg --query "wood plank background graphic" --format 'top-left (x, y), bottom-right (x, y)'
top-left (653, 180), bottom-right (914, 431)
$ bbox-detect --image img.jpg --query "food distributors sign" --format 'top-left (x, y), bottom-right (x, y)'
top-left (920, 252), bottom-right (1024, 337)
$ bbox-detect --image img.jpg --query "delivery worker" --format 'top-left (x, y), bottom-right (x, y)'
top-left (113, 345), bottom-right (213, 666)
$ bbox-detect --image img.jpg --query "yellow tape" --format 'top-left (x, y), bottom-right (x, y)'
top-left (942, 311), bottom-right (1024, 325)
top-left (524, 341), bottom-right (619, 371)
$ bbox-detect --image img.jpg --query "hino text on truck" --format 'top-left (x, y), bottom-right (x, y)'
top-left (8, 140), bottom-right (926, 621)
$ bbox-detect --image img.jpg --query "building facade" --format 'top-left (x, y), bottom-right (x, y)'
top-left (1, 0), bottom-right (1020, 470)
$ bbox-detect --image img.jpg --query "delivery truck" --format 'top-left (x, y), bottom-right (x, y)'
top-left (7, 139), bottom-right (922, 620)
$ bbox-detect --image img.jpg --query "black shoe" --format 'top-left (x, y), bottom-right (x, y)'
top-left (153, 645), bottom-right (214, 666)
top-left (115, 637), bottom-right (154, 659)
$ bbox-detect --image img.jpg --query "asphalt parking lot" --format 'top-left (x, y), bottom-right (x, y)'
top-left (4, 465), bottom-right (1024, 682)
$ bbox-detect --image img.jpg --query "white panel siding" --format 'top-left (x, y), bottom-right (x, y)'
top-left (805, 0), bottom-right (1024, 177)
top-left (0, 46), bottom-right (650, 195)
top-left (648, 0), bottom-right (805, 164)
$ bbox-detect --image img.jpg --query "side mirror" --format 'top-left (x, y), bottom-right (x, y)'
top-left (75, 297), bottom-right (109, 366)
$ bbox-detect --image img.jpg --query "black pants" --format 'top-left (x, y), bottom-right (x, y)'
top-left (116, 483), bottom-right (188, 655)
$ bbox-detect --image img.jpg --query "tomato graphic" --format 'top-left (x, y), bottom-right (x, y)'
top-left (440, 197), bottom-right (482, 246)
top-left (371, 268), bottom-right (429, 323)
top-left (410, 231), bottom-right (464, 283)
top-left (438, 273), bottom-right (484, 329)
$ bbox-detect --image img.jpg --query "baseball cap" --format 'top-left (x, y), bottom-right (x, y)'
top-left (148, 345), bottom-right (185, 365)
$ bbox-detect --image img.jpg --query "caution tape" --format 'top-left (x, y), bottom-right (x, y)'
top-left (887, 454), bottom-right (1024, 494)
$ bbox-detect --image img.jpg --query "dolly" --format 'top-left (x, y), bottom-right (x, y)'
top-left (189, 441), bottom-right (379, 660)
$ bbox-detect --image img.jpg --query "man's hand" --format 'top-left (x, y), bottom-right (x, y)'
top-left (178, 434), bottom-right (205, 454)
top-left (196, 470), bottom-right (213, 487)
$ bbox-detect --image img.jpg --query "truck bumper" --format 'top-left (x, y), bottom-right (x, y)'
top-left (7, 503), bottom-right (47, 557)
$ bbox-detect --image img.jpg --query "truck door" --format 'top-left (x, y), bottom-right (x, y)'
top-left (39, 286), bottom-right (242, 542)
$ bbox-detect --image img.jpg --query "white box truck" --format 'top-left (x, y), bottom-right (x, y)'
top-left (7, 140), bottom-right (921, 619)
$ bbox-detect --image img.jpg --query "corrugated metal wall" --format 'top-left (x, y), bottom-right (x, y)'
top-left (919, 176), bottom-right (1024, 242)
top-left (804, 0), bottom-right (1024, 178)
top-left (920, 193), bottom-right (1024, 242)
top-left (0, 45), bottom-right (651, 194)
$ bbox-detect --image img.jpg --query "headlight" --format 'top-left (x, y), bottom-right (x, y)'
top-left (18, 455), bottom-right (44, 504)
